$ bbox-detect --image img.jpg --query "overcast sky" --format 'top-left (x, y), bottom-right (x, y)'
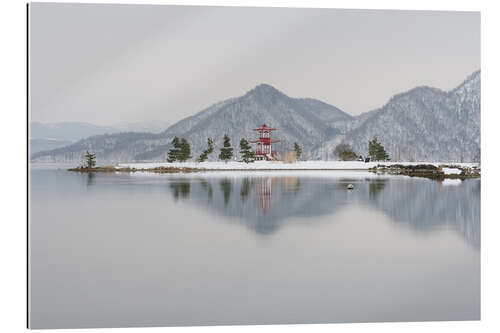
top-left (29, 3), bottom-right (480, 125)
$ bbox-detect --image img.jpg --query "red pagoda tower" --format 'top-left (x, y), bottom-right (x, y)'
top-left (250, 124), bottom-right (280, 161)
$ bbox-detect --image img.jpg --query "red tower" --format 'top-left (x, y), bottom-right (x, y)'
top-left (250, 124), bottom-right (280, 161)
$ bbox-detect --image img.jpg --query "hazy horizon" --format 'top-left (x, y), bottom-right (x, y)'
top-left (29, 71), bottom-right (479, 127)
top-left (30, 3), bottom-right (480, 126)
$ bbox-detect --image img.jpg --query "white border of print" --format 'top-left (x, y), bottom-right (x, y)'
top-left (1, 0), bottom-right (498, 333)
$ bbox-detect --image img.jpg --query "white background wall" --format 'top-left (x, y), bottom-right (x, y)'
top-left (1, 0), bottom-right (499, 333)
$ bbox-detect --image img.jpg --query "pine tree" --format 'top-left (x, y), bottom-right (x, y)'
top-left (197, 138), bottom-right (214, 162)
top-left (239, 138), bottom-right (255, 163)
top-left (293, 143), bottom-right (302, 160)
top-left (218, 134), bottom-right (233, 162)
top-left (197, 151), bottom-right (208, 163)
top-left (167, 137), bottom-right (181, 162)
top-left (206, 137), bottom-right (214, 155)
top-left (368, 138), bottom-right (376, 159)
top-left (178, 138), bottom-right (192, 162)
top-left (368, 137), bottom-right (390, 161)
top-left (85, 151), bottom-right (96, 168)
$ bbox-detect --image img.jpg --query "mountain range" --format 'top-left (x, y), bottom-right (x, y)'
top-left (31, 71), bottom-right (480, 163)
top-left (30, 120), bottom-right (170, 154)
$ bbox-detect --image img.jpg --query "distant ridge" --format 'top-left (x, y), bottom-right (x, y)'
top-left (29, 120), bottom-right (170, 154)
top-left (32, 71), bottom-right (480, 163)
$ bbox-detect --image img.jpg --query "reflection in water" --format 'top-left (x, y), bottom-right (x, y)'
top-left (168, 175), bottom-right (480, 247)
top-left (256, 177), bottom-right (272, 212)
top-left (30, 168), bottom-right (480, 328)
top-left (281, 177), bottom-right (300, 194)
top-left (86, 172), bottom-right (95, 187)
top-left (240, 178), bottom-right (253, 201)
top-left (219, 178), bottom-right (232, 206)
top-left (369, 179), bottom-right (387, 198)
top-left (199, 178), bottom-right (213, 203)
top-left (169, 178), bottom-right (191, 200)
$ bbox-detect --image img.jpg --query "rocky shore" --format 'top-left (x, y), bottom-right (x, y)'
top-left (368, 164), bottom-right (481, 180)
top-left (68, 165), bottom-right (204, 173)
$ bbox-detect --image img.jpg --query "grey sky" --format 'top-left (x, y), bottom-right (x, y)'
top-left (30, 3), bottom-right (480, 125)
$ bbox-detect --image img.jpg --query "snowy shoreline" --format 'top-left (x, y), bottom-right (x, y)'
top-left (117, 160), bottom-right (479, 171)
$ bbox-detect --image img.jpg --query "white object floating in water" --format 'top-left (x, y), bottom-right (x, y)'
top-left (347, 184), bottom-right (354, 190)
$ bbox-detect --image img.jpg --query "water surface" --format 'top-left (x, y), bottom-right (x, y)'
top-left (29, 167), bottom-right (480, 328)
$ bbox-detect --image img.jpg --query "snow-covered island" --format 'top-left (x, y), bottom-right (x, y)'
top-left (117, 160), bottom-right (478, 171)
top-left (68, 121), bottom-right (480, 179)
top-left (66, 160), bottom-right (476, 180)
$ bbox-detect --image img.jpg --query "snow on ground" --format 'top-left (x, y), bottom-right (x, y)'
top-left (117, 160), bottom-right (479, 171)
top-left (123, 169), bottom-right (401, 180)
top-left (442, 167), bottom-right (463, 175)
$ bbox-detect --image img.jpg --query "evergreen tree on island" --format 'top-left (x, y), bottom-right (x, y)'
top-left (219, 134), bottom-right (233, 162)
top-left (368, 137), bottom-right (390, 161)
top-left (167, 137), bottom-right (181, 162)
top-left (197, 138), bottom-right (214, 162)
top-left (178, 138), bottom-right (192, 162)
top-left (294, 142), bottom-right (302, 160)
top-left (85, 150), bottom-right (96, 169)
top-left (239, 138), bottom-right (255, 163)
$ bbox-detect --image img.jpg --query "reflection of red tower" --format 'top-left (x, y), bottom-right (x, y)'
top-left (250, 124), bottom-right (280, 161)
top-left (256, 178), bottom-right (272, 212)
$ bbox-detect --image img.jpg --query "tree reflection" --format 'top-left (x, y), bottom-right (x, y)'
top-left (369, 179), bottom-right (387, 198)
top-left (240, 178), bottom-right (253, 201)
top-left (219, 178), bottom-right (232, 206)
top-left (86, 172), bottom-right (95, 187)
top-left (199, 178), bottom-right (213, 203)
top-left (169, 179), bottom-right (191, 201)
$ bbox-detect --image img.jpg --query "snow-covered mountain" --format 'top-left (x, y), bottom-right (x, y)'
top-left (31, 84), bottom-right (353, 162)
top-left (133, 84), bottom-right (353, 160)
top-left (32, 71), bottom-right (480, 163)
top-left (338, 71), bottom-right (480, 162)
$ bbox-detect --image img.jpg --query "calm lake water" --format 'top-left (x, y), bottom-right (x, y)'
top-left (29, 166), bottom-right (480, 328)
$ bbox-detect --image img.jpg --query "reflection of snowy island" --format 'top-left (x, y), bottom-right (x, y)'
top-left (69, 161), bottom-right (480, 180)
top-left (163, 172), bottom-right (480, 248)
